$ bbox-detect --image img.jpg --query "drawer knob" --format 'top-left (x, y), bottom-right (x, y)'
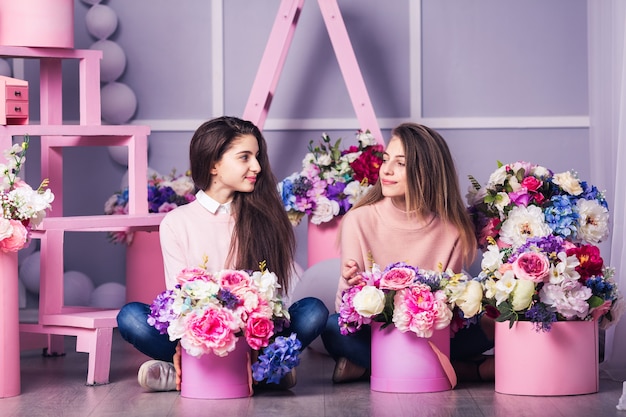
top-left (14, 91), bottom-right (21, 97)
top-left (14, 106), bottom-right (21, 112)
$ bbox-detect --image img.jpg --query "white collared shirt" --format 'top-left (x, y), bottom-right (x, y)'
top-left (195, 190), bottom-right (231, 214)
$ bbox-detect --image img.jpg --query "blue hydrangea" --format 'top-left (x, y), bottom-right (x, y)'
top-left (252, 333), bottom-right (302, 384)
top-left (544, 195), bottom-right (579, 239)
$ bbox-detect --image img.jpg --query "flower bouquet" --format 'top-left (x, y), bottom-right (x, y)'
top-left (0, 137), bottom-right (55, 252)
top-left (467, 161), bottom-right (623, 332)
top-left (278, 130), bottom-right (384, 226)
top-left (338, 262), bottom-right (484, 338)
top-left (104, 170), bottom-right (196, 244)
top-left (147, 261), bottom-right (302, 386)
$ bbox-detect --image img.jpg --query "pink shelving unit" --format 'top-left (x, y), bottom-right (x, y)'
top-left (0, 45), bottom-right (163, 396)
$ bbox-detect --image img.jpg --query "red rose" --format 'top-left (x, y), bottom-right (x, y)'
top-left (350, 145), bottom-right (383, 184)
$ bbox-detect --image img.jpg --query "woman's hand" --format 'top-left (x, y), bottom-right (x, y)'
top-left (342, 259), bottom-right (362, 286)
top-left (174, 343), bottom-right (182, 391)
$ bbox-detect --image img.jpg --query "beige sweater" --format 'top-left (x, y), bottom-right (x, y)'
top-left (334, 197), bottom-right (465, 312)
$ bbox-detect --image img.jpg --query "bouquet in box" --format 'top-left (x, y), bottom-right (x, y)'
top-left (147, 260), bottom-right (302, 384)
top-left (0, 137), bottom-right (54, 252)
top-left (278, 130), bottom-right (384, 226)
top-left (338, 262), bottom-right (484, 338)
top-left (104, 169), bottom-right (196, 244)
top-left (467, 161), bottom-right (624, 331)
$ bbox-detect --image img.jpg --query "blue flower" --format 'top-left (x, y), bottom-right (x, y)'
top-left (251, 333), bottom-right (302, 384)
top-left (544, 195), bottom-right (579, 239)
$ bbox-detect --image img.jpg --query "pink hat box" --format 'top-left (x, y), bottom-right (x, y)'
top-left (0, 0), bottom-right (74, 48)
top-left (495, 320), bottom-right (599, 396)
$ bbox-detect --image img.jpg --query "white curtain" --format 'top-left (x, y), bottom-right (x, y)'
top-left (588, 1), bottom-right (626, 380)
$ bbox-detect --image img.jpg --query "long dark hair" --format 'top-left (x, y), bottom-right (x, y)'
top-left (353, 122), bottom-right (476, 266)
top-left (189, 116), bottom-right (295, 292)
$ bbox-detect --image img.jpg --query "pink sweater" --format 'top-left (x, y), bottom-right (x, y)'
top-left (335, 197), bottom-right (465, 311)
top-left (159, 200), bottom-right (235, 290)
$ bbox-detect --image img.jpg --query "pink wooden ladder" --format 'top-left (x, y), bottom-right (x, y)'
top-left (243, 0), bottom-right (384, 145)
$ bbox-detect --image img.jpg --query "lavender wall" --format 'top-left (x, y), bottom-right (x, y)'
top-left (19, 0), bottom-right (589, 289)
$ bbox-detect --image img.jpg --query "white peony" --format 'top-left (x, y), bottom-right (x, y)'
top-left (499, 205), bottom-right (552, 247)
top-left (576, 199), bottom-right (609, 244)
top-left (455, 280), bottom-right (484, 317)
top-left (352, 286), bottom-right (385, 317)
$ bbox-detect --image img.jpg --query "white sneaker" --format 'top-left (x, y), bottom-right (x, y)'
top-left (137, 360), bottom-right (177, 391)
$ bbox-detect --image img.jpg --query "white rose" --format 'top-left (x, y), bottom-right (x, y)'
top-left (310, 197), bottom-right (340, 224)
top-left (510, 279), bottom-right (535, 311)
top-left (357, 130), bottom-right (377, 147)
top-left (353, 286), bottom-right (385, 317)
top-left (0, 218), bottom-right (14, 240)
top-left (456, 280), bottom-right (484, 318)
top-left (487, 166), bottom-right (508, 186)
top-left (552, 171), bottom-right (583, 196)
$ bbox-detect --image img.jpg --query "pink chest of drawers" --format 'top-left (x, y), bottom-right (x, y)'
top-left (0, 75), bottom-right (28, 125)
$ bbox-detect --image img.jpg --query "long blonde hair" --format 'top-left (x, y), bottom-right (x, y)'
top-left (352, 122), bottom-right (476, 265)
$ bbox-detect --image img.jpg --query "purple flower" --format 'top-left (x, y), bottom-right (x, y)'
top-left (147, 289), bottom-right (177, 334)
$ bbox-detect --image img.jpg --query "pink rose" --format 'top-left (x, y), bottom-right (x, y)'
top-left (590, 300), bottom-right (612, 321)
top-left (186, 308), bottom-right (238, 357)
top-left (521, 176), bottom-right (542, 192)
top-left (379, 267), bottom-right (416, 290)
top-left (512, 252), bottom-right (550, 283)
top-left (0, 220), bottom-right (29, 253)
top-left (244, 313), bottom-right (275, 350)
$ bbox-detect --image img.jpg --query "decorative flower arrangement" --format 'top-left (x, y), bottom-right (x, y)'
top-left (0, 137), bottom-right (55, 253)
top-left (104, 170), bottom-right (196, 244)
top-left (147, 260), bottom-right (302, 384)
top-left (338, 262), bottom-right (484, 338)
top-left (278, 130), bottom-right (384, 226)
top-left (467, 161), bottom-right (623, 332)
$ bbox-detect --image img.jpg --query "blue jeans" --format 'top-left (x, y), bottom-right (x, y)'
top-left (321, 313), bottom-right (494, 369)
top-left (117, 296), bottom-right (329, 362)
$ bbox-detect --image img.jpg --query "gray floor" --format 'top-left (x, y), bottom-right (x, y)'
top-left (0, 331), bottom-right (624, 417)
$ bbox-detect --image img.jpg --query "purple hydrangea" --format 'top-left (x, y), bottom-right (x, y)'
top-left (147, 289), bottom-right (177, 334)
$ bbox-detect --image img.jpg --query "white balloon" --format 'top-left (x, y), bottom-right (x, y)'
top-left (107, 146), bottom-right (128, 167)
top-left (85, 5), bottom-right (118, 40)
top-left (90, 282), bottom-right (126, 309)
top-left (0, 59), bottom-right (11, 77)
top-left (290, 258), bottom-right (340, 355)
top-left (19, 251), bottom-right (40, 294)
top-left (63, 271), bottom-right (95, 306)
top-left (90, 40), bottom-right (126, 82)
top-left (101, 82), bottom-right (137, 125)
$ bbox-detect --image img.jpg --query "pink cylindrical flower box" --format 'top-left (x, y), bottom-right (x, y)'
top-left (495, 320), bottom-right (599, 396)
top-left (180, 339), bottom-right (252, 399)
top-left (307, 216), bottom-right (341, 267)
top-left (370, 322), bottom-right (453, 393)
top-left (126, 231), bottom-right (165, 304)
top-left (0, 0), bottom-right (74, 48)
top-left (0, 251), bottom-right (20, 398)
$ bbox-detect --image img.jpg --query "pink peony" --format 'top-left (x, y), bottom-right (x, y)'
top-left (244, 313), bottom-right (275, 350)
top-left (219, 270), bottom-right (252, 289)
top-left (0, 220), bottom-right (29, 253)
top-left (512, 252), bottom-right (550, 283)
top-left (186, 308), bottom-right (239, 357)
top-left (176, 267), bottom-right (214, 285)
top-left (379, 267), bottom-right (416, 290)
